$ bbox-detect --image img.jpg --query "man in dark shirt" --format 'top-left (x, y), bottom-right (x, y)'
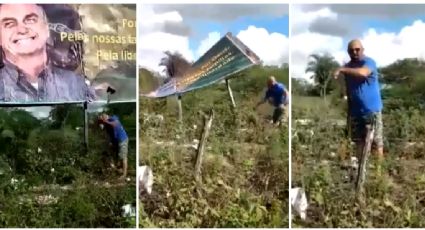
top-left (0, 4), bottom-right (102, 102)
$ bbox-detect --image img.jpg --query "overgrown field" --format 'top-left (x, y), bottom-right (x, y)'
top-left (140, 66), bottom-right (289, 227)
top-left (292, 93), bottom-right (425, 228)
top-left (0, 103), bottom-right (136, 227)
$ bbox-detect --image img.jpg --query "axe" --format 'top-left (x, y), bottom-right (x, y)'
top-left (106, 86), bottom-right (116, 104)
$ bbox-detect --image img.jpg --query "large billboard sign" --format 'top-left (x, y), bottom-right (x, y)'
top-left (142, 32), bottom-right (261, 98)
top-left (0, 4), bottom-right (136, 104)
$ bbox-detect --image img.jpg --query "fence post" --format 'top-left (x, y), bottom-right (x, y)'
top-left (226, 79), bottom-right (236, 108)
top-left (83, 101), bottom-right (89, 153)
top-left (194, 109), bottom-right (215, 196)
top-left (177, 94), bottom-right (183, 122)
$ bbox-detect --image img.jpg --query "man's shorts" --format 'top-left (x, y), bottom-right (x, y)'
top-left (118, 138), bottom-right (129, 160)
top-left (350, 112), bottom-right (383, 148)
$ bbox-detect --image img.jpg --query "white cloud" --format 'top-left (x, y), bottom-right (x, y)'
top-left (138, 5), bottom-right (194, 74)
top-left (291, 5), bottom-right (344, 80)
top-left (361, 20), bottom-right (425, 67)
top-left (196, 32), bottom-right (221, 58)
top-left (292, 5), bottom-right (425, 81)
top-left (139, 5), bottom-right (183, 32)
top-left (291, 32), bottom-right (345, 79)
top-left (237, 26), bottom-right (289, 66)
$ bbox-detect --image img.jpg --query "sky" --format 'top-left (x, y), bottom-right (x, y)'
top-left (292, 4), bottom-right (425, 80)
top-left (139, 4), bottom-right (289, 74)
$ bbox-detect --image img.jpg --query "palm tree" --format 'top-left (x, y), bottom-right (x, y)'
top-left (305, 53), bottom-right (340, 99)
top-left (158, 51), bottom-right (192, 122)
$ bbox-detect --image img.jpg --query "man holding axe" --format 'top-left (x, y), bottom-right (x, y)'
top-left (333, 39), bottom-right (384, 192)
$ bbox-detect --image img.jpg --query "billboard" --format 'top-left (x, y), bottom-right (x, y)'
top-left (141, 32), bottom-right (261, 98)
top-left (0, 4), bottom-right (136, 104)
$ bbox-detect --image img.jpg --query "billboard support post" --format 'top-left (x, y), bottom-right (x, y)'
top-left (177, 94), bottom-right (183, 122)
top-left (225, 79), bottom-right (236, 108)
top-left (83, 101), bottom-right (88, 153)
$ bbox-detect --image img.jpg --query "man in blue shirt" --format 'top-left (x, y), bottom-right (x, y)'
top-left (255, 76), bottom-right (289, 126)
top-left (100, 113), bottom-right (129, 180)
top-left (333, 39), bottom-right (384, 164)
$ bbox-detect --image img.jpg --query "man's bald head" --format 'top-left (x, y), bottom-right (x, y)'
top-left (100, 113), bottom-right (109, 120)
top-left (348, 39), bottom-right (363, 49)
top-left (267, 76), bottom-right (277, 88)
top-left (347, 39), bottom-right (364, 62)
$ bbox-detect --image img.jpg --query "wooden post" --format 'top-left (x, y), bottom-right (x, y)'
top-left (177, 94), bottom-right (183, 122)
top-left (355, 124), bottom-right (374, 201)
top-left (194, 109), bottom-right (214, 193)
top-left (226, 79), bottom-right (236, 108)
top-left (83, 101), bottom-right (89, 152)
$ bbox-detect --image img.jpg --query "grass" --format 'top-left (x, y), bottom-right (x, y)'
top-left (140, 66), bottom-right (289, 227)
top-left (0, 104), bottom-right (137, 228)
top-left (292, 93), bottom-right (425, 228)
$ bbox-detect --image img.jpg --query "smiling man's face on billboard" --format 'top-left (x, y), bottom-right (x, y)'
top-left (0, 4), bottom-right (136, 104)
top-left (0, 4), bottom-right (49, 57)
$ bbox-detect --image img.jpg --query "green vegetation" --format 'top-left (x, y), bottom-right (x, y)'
top-left (0, 103), bottom-right (136, 227)
top-left (140, 65), bottom-right (289, 227)
top-left (292, 56), bottom-right (425, 227)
